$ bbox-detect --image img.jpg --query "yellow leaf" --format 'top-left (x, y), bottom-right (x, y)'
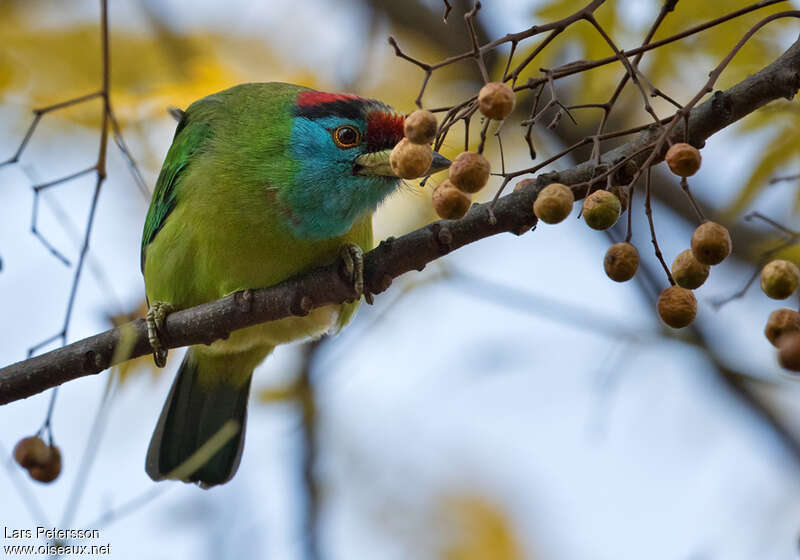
top-left (1, 16), bottom-right (317, 129)
top-left (723, 121), bottom-right (800, 219)
top-left (437, 494), bottom-right (526, 560)
top-left (257, 383), bottom-right (305, 404)
top-left (644, 0), bottom-right (791, 89)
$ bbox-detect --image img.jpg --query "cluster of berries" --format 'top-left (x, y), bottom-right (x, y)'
top-left (390, 82), bottom-right (517, 220)
top-left (392, 87), bottom-right (799, 374)
top-left (13, 435), bottom-right (62, 483)
top-left (761, 260), bottom-right (800, 371)
top-left (431, 82), bottom-right (514, 218)
top-left (657, 220), bottom-right (731, 328)
top-left (530, 142), bottom-right (733, 331)
top-left (766, 307), bottom-right (800, 372)
top-left (663, 143), bottom-right (800, 372)
top-left (390, 110), bottom-right (437, 179)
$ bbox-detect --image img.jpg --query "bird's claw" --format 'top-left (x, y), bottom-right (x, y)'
top-left (339, 244), bottom-right (372, 304)
top-left (146, 301), bottom-right (174, 368)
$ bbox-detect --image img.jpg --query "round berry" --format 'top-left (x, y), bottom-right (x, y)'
top-left (582, 190), bottom-right (621, 230)
top-left (665, 143), bottom-right (701, 177)
top-left (657, 286), bottom-right (697, 328)
top-left (449, 152), bottom-right (490, 194)
top-left (13, 436), bottom-right (50, 470)
top-left (671, 249), bottom-right (710, 290)
top-left (778, 332), bottom-right (800, 373)
top-left (760, 259), bottom-right (800, 300)
top-left (691, 221), bottom-right (731, 265)
top-left (765, 308), bottom-right (800, 347)
top-left (404, 110), bottom-right (437, 145)
top-left (477, 82), bottom-right (515, 120)
top-left (533, 183), bottom-right (574, 224)
top-left (28, 446), bottom-right (61, 483)
top-left (604, 242), bottom-right (639, 282)
top-left (390, 138), bottom-right (433, 179)
top-left (432, 180), bottom-right (471, 220)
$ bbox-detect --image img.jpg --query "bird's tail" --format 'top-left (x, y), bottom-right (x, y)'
top-left (145, 347), bottom-right (267, 488)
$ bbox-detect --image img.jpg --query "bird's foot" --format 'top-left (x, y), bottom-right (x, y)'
top-left (146, 301), bottom-right (175, 367)
top-left (338, 244), bottom-right (372, 304)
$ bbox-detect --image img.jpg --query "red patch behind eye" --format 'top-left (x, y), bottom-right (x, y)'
top-left (366, 111), bottom-right (405, 152)
top-left (296, 91), bottom-right (362, 107)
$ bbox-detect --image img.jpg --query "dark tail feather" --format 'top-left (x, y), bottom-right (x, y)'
top-left (145, 349), bottom-right (253, 488)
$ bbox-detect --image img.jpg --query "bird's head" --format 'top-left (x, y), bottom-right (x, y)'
top-left (282, 90), bottom-right (449, 239)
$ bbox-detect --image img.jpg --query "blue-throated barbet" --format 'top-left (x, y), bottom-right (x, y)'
top-left (141, 83), bottom-right (449, 487)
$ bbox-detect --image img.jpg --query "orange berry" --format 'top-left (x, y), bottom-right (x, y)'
top-left (13, 436), bottom-right (50, 469)
top-left (691, 222), bottom-right (731, 265)
top-left (778, 332), bottom-right (800, 373)
top-left (28, 446), bottom-right (61, 483)
top-left (477, 82), bottom-right (515, 120)
top-left (432, 180), bottom-right (471, 220)
top-left (671, 249), bottom-right (710, 290)
top-left (657, 286), bottom-right (697, 328)
top-left (404, 110), bottom-right (437, 145)
top-left (765, 308), bottom-right (800, 347)
top-left (604, 243), bottom-right (639, 282)
top-left (449, 152), bottom-right (490, 194)
top-left (533, 183), bottom-right (574, 224)
top-left (390, 138), bottom-right (433, 179)
top-left (665, 143), bottom-right (701, 177)
top-left (760, 259), bottom-right (800, 300)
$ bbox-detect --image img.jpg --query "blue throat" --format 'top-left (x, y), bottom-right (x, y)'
top-left (283, 116), bottom-right (399, 240)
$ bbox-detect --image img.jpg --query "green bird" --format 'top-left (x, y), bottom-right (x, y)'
top-left (141, 82), bottom-right (449, 488)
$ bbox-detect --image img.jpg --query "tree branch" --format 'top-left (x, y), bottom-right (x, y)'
top-left (2, 37), bottom-right (799, 406)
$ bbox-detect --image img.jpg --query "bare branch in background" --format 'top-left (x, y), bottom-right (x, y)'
top-left (0, 0), bottom-right (148, 445)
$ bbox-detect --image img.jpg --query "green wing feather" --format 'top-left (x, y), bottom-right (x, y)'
top-left (140, 103), bottom-right (215, 272)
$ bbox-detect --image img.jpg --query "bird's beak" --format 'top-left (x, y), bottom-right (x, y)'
top-left (355, 149), bottom-right (451, 177)
top-left (428, 151), bottom-right (452, 174)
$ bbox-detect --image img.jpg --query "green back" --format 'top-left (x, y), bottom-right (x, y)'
top-left (142, 104), bottom-right (210, 271)
top-left (140, 83), bottom-right (307, 272)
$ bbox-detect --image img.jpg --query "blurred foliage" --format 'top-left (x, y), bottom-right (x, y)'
top-left (0, 5), bottom-right (294, 126)
top-left (726, 102), bottom-right (800, 216)
top-left (437, 495), bottom-right (525, 560)
top-left (530, 0), bottom-right (793, 95)
top-left (530, 0), bottom-right (622, 99)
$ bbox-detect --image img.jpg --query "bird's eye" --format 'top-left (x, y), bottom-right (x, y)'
top-left (332, 125), bottom-right (360, 149)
